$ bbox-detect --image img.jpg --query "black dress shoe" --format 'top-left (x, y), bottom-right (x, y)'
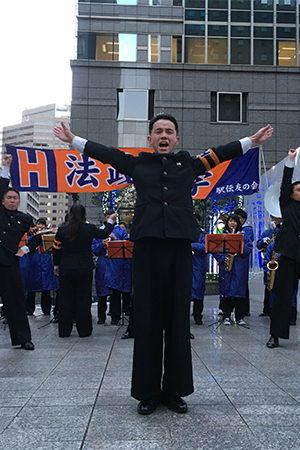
top-left (121, 330), bottom-right (134, 339)
top-left (190, 332), bottom-right (195, 339)
top-left (266, 336), bottom-right (279, 348)
top-left (21, 341), bottom-right (35, 351)
top-left (194, 318), bottom-right (203, 325)
top-left (111, 319), bottom-right (120, 325)
top-left (137, 398), bottom-right (160, 415)
top-left (259, 313), bottom-right (268, 317)
top-left (97, 318), bottom-right (105, 324)
top-left (162, 394), bottom-right (187, 413)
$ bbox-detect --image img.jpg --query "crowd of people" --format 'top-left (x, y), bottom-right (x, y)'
top-left (2, 112), bottom-right (290, 417)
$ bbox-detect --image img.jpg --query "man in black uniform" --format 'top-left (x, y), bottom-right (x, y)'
top-left (0, 155), bottom-right (42, 350)
top-left (55, 114), bottom-right (273, 414)
top-left (267, 148), bottom-right (300, 348)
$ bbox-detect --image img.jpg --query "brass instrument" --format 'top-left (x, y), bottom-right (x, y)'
top-left (266, 251), bottom-right (279, 291)
top-left (224, 227), bottom-right (237, 272)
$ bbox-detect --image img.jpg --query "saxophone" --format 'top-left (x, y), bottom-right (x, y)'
top-left (267, 251), bottom-right (279, 291)
top-left (224, 228), bottom-right (237, 272)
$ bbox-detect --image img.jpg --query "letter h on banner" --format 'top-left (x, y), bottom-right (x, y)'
top-left (16, 148), bottom-right (57, 191)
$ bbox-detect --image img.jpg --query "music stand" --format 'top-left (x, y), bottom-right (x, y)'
top-left (106, 240), bottom-right (134, 329)
top-left (205, 234), bottom-right (244, 254)
top-left (39, 234), bottom-right (56, 254)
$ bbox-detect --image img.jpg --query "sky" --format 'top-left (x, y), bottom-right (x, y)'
top-left (0, 0), bottom-right (77, 131)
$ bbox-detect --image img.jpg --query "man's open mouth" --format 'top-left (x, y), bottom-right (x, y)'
top-left (159, 142), bottom-right (169, 148)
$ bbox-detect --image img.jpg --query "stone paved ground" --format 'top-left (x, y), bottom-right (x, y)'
top-left (1, 295), bottom-right (300, 450)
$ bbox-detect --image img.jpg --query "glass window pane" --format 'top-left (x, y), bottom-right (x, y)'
top-left (185, 37), bottom-right (205, 63)
top-left (254, 0), bottom-right (274, 10)
top-left (277, 40), bottom-right (296, 65)
top-left (231, 0), bottom-right (251, 9)
top-left (231, 11), bottom-right (251, 21)
top-left (277, 13), bottom-right (296, 23)
top-left (96, 35), bottom-right (114, 61)
top-left (208, 25), bottom-right (228, 37)
top-left (207, 38), bottom-right (228, 64)
top-left (231, 26), bottom-right (250, 37)
top-left (218, 93), bottom-right (241, 122)
top-left (185, 0), bottom-right (205, 6)
top-left (173, 0), bottom-right (183, 5)
top-left (123, 91), bottom-right (148, 120)
top-left (254, 11), bottom-right (273, 22)
top-left (185, 9), bottom-right (205, 21)
top-left (208, 10), bottom-right (228, 21)
top-left (231, 39), bottom-right (250, 64)
top-left (277, 0), bottom-right (296, 11)
top-left (185, 24), bottom-right (205, 36)
top-left (209, 0), bottom-right (228, 8)
top-left (277, 27), bottom-right (296, 38)
top-left (254, 27), bottom-right (273, 38)
top-left (172, 36), bottom-right (182, 63)
top-left (149, 35), bottom-right (160, 62)
top-left (116, 34), bottom-right (137, 61)
top-left (254, 39), bottom-right (273, 64)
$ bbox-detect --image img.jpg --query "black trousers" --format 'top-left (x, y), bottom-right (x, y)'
top-left (223, 297), bottom-right (245, 321)
top-left (131, 238), bottom-right (194, 401)
top-left (0, 264), bottom-right (32, 345)
top-left (26, 291), bottom-right (52, 315)
top-left (270, 255), bottom-right (300, 339)
top-left (58, 268), bottom-right (93, 338)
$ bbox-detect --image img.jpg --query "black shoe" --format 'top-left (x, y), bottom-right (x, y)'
top-left (52, 316), bottom-right (59, 324)
top-left (245, 312), bottom-right (251, 317)
top-left (162, 394), bottom-right (187, 413)
top-left (111, 319), bottom-right (120, 325)
top-left (137, 398), bottom-right (160, 415)
top-left (259, 313), bottom-right (268, 317)
top-left (21, 341), bottom-right (35, 351)
top-left (190, 332), bottom-right (195, 339)
top-left (290, 320), bottom-right (297, 326)
top-left (121, 330), bottom-right (134, 339)
top-left (266, 336), bottom-right (279, 348)
top-left (97, 318), bottom-right (105, 324)
top-left (194, 318), bottom-right (203, 325)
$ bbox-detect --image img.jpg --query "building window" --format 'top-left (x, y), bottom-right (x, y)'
top-left (172, 36), bottom-right (182, 63)
top-left (78, 33), bottom-right (137, 62)
top-left (231, 39), bottom-right (250, 64)
top-left (207, 38), bottom-right (228, 64)
top-left (277, 40), bottom-right (296, 66)
top-left (185, 37), bottom-right (205, 63)
top-left (149, 0), bottom-right (160, 4)
top-left (117, 89), bottom-right (155, 121)
top-left (254, 39), bottom-right (273, 64)
top-left (173, 0), bottom-right (183, 5)
top-left (186, 0), bottom-right (205, 6)
top-left (149, 35), bottom-right (160, 62)
top-left (211, 92), bottom-right (248, 123)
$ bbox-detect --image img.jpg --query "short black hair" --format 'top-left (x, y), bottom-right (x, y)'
top-left (2, 187), bottom-right (20, 200)
top-left (234, 208), bottom-right (247, 220)
top-left (291, 181), bottom-right (300, 193)
top-left (36, 218), bottom-right (47, 226)
top-left (105, 209), bottom-right (115, 216)
top-left (149, 113), bottom-right (179, 135)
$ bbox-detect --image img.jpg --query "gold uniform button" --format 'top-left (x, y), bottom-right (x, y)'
top-left (164, 186), bottom-right (168, 190)
top-left (164, 202), bottom-right (168, 206)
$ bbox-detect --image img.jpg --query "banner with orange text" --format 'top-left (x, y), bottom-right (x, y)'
top-left (6, 145), bottom-right (259, 199)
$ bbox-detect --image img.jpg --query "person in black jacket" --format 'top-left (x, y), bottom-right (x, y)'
top-left (52, 204), bottom-right (116, 338)
top-left (0, 155), bottom-right (43, 350)
top-left (54, 113), bottom-right (273, 414)
top-left (267, 148), bottom-right (300, 348)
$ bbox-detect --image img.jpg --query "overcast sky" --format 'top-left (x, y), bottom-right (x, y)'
top-left (0, 0), bottom-right (76, 131)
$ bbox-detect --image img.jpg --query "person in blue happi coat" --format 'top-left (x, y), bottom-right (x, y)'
top-left (256, 215), bottom-right (282, 317)
top-left (92, 210), bottom-right (132, 325)
top-left (24, 219), bottom-right (59, 316)
top-left (214, 214), bottom-right (253, 326)
top-left (191, 214), bottom-right (207, 325)
top-left (263, 240), bottom-right (297, 325)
